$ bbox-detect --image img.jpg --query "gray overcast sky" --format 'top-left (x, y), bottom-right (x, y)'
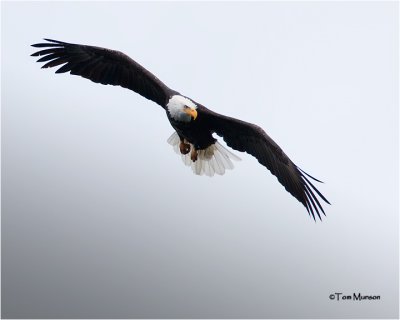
top-left (1, 1), bottom-right (398, 318)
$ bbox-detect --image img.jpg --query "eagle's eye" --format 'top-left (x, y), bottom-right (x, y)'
top-left (183, 105), bottom-right (189, 109)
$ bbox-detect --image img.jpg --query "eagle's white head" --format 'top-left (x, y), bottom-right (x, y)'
top-left (166, 95), bottom-right (197, 122)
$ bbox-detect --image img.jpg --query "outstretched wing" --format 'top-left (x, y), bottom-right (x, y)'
top-left (198, 106), bottom-right (330, 220)
top-left (31, 39), bottom-right (176, 107)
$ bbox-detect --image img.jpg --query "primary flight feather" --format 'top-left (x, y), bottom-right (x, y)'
top-left (31, 38), bottom-right (330, 220)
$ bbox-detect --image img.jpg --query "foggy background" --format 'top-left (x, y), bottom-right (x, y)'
top-left (1, 1), bottom-right (398, 318)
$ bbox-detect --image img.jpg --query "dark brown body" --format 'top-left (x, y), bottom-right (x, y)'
top-left (167, 101), bottom-right (216, 150)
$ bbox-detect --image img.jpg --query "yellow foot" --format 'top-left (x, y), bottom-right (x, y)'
top-left (179, 141), bottom-right (190, 155)
top-left (191, 148), bottom-right (198, 162)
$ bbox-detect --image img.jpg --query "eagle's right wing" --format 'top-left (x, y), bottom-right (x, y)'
top-left (31, 39), bottom-right (176, 108)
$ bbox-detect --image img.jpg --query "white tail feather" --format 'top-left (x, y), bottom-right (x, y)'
top-left (167, 132), bottom-right (241, 176)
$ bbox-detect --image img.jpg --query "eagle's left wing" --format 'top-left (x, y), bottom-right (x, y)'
top-left (198, 106), bottom-right (330, 220)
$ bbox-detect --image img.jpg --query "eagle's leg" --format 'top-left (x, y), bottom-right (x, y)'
top-left (179, 138), bottom-right (191, 155)
top-left (191, 148), bottom-right (198, 162)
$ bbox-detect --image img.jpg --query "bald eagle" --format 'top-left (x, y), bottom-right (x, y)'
top-left (31, 38), bottom-right (330, 220)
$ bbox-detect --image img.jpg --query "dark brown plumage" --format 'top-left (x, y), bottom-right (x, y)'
top-left (197, 107), bottom-right (330, 219)
top-left (31, 38), bottom-right (176, 106)
top-left (31, 38), bottom-right (330, 220)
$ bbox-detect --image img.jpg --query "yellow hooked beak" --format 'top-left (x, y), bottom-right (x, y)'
top-left (184, 108), bottom-right (198, 120)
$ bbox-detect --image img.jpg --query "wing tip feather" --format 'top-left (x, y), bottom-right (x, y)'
top-left (298, 169), bottom-right (329, 221)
